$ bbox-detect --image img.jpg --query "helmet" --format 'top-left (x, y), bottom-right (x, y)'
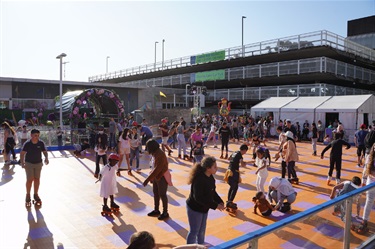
top-left (108, 153), bottom-right (120, 161)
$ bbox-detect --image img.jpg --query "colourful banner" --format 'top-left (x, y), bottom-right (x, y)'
top-left (191, 50), bottom-right (225, 65)
top-left (194, 69), bottom-right (226, 82)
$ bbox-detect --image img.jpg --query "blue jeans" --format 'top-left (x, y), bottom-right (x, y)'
top-left (130, 147), bottom-right (140, 169)
top-left (186, 205), bottom-right (208, 244)
top-left (109, 133), bottom-right (116, 148)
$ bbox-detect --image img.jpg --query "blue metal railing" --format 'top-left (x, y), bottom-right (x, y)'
top-left (212, 182), bottom-right (375, 249)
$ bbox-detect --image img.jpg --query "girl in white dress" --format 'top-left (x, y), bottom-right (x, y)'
top-left (99, 153), bottom-right (121, 214)
top-left (255, 147), bottom-right (269, 193)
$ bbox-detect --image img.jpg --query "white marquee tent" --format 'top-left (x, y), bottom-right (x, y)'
top-left (251, 94), bottom-right (374, 142)
top-left (280, 96), bottom-right (332, 124)
top-left (250, 97), bottom-right (297, 121)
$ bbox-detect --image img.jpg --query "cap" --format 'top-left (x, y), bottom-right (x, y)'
top-left (132, 121), bottom-right (138, 126)
top-left (285, 131), bottom-right (294, 139)
top-left (286, 119), bottom-right (291, 123)
top-left (108, 153), bottom-right (120, 161)
top-left (360, 124), bottom-right (367, 129)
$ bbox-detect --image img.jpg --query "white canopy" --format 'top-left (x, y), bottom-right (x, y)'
top-left (251, 97), bottom-right (297, 121)
top-left (251, 94), bottom-right (374, 143)
top-left (315, 94), bottom-right (374, 133)
top-left (280, 96), bottom-right (332, 124)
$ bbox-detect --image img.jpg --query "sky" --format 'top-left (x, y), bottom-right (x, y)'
top-left (0, 0), bottom-right (374, 82)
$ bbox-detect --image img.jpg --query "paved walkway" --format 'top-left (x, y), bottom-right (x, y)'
top-left (0, 139), bottom-right (373, 248)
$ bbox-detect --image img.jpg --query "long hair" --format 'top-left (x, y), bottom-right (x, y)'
top-left (2, 122), bottom-right (15, 135)
top-left (365, 143), bottom-right (375, 176)
top-left (187, 156), bottom-right (216, 184)
top-left (121, 128), bottom-right (130, 140)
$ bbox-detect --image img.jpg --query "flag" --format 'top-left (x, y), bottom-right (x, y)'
top-left (159, 91), bottom-right (167, 98)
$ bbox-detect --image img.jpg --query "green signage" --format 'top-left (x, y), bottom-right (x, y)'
top-left (195, 50), bottom-right (225, 64)
top-left (195, 70), bottom-right (226, 82)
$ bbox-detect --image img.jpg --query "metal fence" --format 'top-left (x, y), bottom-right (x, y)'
top-left (212, 182), bottom-right (375, 249)
top-left (89, 30), bottom-right (375, 82)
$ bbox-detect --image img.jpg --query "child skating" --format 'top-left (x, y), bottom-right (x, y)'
top-left (190, 140), bottom-right (205, 163)
top-left (255, 147), bottom-right (269, 193)
top-left (224, 144), bottom-right (249, 213)
top-left (98, 153), bottom-right (121, 216)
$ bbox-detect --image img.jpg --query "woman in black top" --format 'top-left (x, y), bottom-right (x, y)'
top-left (186, 156), bottom-right (225, 245)
top-left (311, 122), bottom-right (318, 156)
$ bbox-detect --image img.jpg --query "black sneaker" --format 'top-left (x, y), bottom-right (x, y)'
top-left (158, 212), bottom-right (169, 220)
top-left (147, 210), bottom-right (161, 217)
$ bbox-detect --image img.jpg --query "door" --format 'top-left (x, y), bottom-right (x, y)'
top-left (325, 113), bottom-right (339, 128)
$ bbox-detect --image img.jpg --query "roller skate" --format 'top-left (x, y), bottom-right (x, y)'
top-left (224, 153), bottom-right (228, 159)
top-left (290, 178), bottom-right (299, 185)
top-left (327, 176), bottom-right (332, 186)
top-left (351, 220), bottom-right (369, 234)
top-left (183, 155), bottom-right (189, 161)
top-left (101, 205), bottom-right (112, 217)
top-left (25, 194), bottom-right (31, 208)
top-left (32, 194), bottom-right (42, 207)
top-left (110, 202), bottom-right (120, 213)
top-left (226, 202), bottom-right (238, 215)
top-left (220, 153), bottom-right (223, 159)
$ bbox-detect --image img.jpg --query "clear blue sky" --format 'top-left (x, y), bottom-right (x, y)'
top-left (0, 0), bottom-right (374, 82)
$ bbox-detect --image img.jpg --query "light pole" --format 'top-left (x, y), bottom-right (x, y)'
top-left (62, 61), bottom-right (69, 79)
top-left (162, 39), bottom-right (165, 69)
top-left (185, 84), bottom-right (190, 107)
top-left (154, 41), bottom-right (158, 70)
top-left (106, 56), bottom-right (110, 73)
top-left (242, 16), bottom-right (246, 57)
top-left (56, 53), bottom-right (67, 129)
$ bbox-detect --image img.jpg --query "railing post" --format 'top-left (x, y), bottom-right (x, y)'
top-left (298, 35), bottom-right (300, 49)
top-left (343, 197), bottom-right (353, 249)
top-left (228, 68), bottom-right (231, 81)
top-left (297, 60), bottom-right (300, 75)
top-left (243, 66), bottom-right (245, 79)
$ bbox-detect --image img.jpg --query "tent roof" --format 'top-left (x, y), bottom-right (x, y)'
top-left (281, 96), bottom-right (332, 112)
top-left (251, 97), bottom-right (297, 111)
top-left (316, 94), bottom-right (373, 112)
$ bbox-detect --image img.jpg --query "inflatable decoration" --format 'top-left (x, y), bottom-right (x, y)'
top-left (218, 98), bottom-right (231, 117)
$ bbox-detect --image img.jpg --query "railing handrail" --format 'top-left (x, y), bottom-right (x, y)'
top-left (88, 30), bottom-right (374, 82)
top-left (212, 181), bottom-right (375, 248)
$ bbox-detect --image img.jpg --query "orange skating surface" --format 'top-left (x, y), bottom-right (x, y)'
top-left (1, 139), bottom-right (374, 248)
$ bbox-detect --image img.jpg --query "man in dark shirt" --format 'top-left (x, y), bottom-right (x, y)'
top-left (219, 122), bottom-right (231, 159)
top-left (284, 120), bottom-right (298, 140)
top-left (321, 132), bottom-right (350, 185)
top-left (225, 144), bottom-right (248, 210)
top-left (354, 124), bottom-right (368, 167)
top-left (20, 129), bottom-right (49, 206)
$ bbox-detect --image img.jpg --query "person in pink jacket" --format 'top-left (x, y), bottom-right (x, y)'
top-left (282, 131), bottom-right (299, 184)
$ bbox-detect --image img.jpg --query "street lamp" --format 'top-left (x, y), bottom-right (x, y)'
top-left (242, 16), bottom-right (246, 57)
top-left (162, 39), bottom-right (165, 69)
top-left (106, 56), bottom-right (110, 73)
top-left (154, 41), bottom-right (159, 70)
top-left (185, 84), bottom-right (191, 107)
top-left (56, 53), bottom-right (67, 129)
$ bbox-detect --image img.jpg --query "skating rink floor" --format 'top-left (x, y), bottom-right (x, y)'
top-left (1, 138), bottom-right (374, 248)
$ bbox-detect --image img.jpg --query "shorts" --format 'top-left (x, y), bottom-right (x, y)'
top-left (119, 147), bottom-right (130, 155)
top-left (357, 145), bottom-right (365, 157)
top-left (161, 137), bottom-right (168, 145)
top-left (25, 162), bottom-right (43, 180)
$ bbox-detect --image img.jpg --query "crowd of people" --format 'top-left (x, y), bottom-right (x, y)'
top-left (2, 112), bottom-right (375, 246)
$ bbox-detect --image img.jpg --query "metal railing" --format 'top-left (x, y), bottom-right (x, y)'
top-left (118, 56), bottom-right (374, 92)
top-left (89, 30), bottom-right (375, 82)
top-left (212, 182), bottom-right (375, 249)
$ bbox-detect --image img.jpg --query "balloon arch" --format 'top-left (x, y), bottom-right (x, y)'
top-left (68, 88), bottom-right (125, 123)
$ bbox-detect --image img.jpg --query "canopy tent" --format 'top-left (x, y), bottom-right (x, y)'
top-left (280, 96), bottom-right (332, 124)
top-left (55, 88), bottom-right (125, 124)
top-left (315, 94), bottom-right (374, 130)
top-left (251, 94), bottom-right (374, 143)
top-left (250, 97), bottom-right (297, 121)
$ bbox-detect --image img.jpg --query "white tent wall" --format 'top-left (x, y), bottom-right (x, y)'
top-left (280, 96), bottom-right (332, 125)
top-left (250, 97), bottom-right (297, 121)
top-left (315, 95), bottom-right (374, 143)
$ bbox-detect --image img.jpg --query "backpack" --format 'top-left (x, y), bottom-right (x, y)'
top-left (364, 130), bottom-right (375, 153)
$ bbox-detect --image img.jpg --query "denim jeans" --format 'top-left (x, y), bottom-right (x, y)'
top-left (130, 147), bottom-right (140, 169)
top-left (186, 205), bottom-right (208, 244)
top-left (177, 134), bottom-right (187, 156)
top-left (363, 175), bottom-right (375, 221)
top-left (109, 133), bottom-right (116, 148)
